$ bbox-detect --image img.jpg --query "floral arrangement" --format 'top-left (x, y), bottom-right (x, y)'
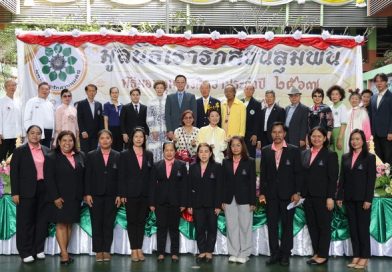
top-left (0, 158), bottom-right (11, 197)
top-left (374, 162), bottom-right (392, 197)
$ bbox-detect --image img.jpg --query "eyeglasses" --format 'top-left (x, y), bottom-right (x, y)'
top-left (313, 95), bottom-right (323, 98)
top-left (62, 95), bottom-right (72, 98)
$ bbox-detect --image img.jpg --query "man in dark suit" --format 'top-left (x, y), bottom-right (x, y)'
top-left (196, 81), bottom-right (221, 128)
top-left (75, 84), bottom-right (103, 153)
top-left (257, 90), bottom-right (286, 148)
top-left (165, 75), bottom-right (197, 140)
top-left (241, 83), bottom-right (261, 158)
top-left (370, 73), bottom-right (392, 164)
top-left (284, 87), bottom-right (309, 149)
top-left (259, 122), bottom-right (302, 266)
top-left (120, 88), bottom-right (149, 147)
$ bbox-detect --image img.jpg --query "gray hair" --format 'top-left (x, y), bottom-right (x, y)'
top-left (265, 90), bottom-right (275, 97)
top-left (4, 79), bottom-right (16, 88)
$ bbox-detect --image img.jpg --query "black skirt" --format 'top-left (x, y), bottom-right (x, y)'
top-left (48, 198), bottom-right (81, 224)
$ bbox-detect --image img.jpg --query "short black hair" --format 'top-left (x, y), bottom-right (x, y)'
top-left (196, 143), bottom-right (215, 164)
top-left (308, 126), bottom-right (329, 148)
top-left (26, 125), bottom-right (42, 134)
top-left (311, 88), bottom-right (324, 99)
top-left (130, 88), bottom-right (141, 95)
top-left (162, 141), bottom-right (177, 152)
top-left (85, 84), bottom-right (98, 91)
top-left (175, 75), bottom-right (187, 82)
top-left (60, 89), bottom-right (70, 97)
top-left (55, 130), bottom-right (79, 153)
top-left (348, 129), bottom-right (368, 156)
top-left (326, 85), bottom-right (345, 101)
top-left (129, 127), bottom-right (146, 150)
top-left (109, 87), bottom-right (119, 94)
top-left (361, 89), bottom-right (373, 97)
top-left (97, 129), bottom-right (113, 140)
top-left (373, 73), bottom-right (388, 83)
top-left (271, 121), bottom-right (287, 132)
top-left (38, 82), bottom-right (50, 90)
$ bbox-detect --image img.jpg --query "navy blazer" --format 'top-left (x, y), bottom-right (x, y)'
top-left (260, 144), bottom-right (303, 200)
top-left (149, 159), bottom-right (187, 207)
top-left (258, 104), bottom-right (286, 145)
top-left (84, 149), bottom-right (120, 197)
top-left (371, 90), bottom-right (392, 137)
top-left (120, 103), bottom-right (149, 136)
top-left (337, 152), bottom-right (376, 203)
top-left (45, 150), bottom-right (85, 202)
top-left (196, 96), bottom-right (221, 128)
top-left (188, 161), bottom-right (222, 208)
top-left (242, 97), bottom-right (262, 140)
top-left (10, 144), bottom-right (50, 198)
top-left (301, 147), bottom-right (339, 199)
top-left (165, 91), bottom-right (197, 132)
top-left (118, 148), bottom-right (154, 198)
top-left (75, 99), bottom-right (103, 137)
top-left (222, 158), bottom-right (256, 206)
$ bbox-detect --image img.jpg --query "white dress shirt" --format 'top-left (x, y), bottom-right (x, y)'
top-left (264, 104), bottom-right (275, 131)
top-left (377, 89), bottom-right (388, 108)
top-left (0, 95), bottom-right (22, 139)
top-left (88, 100), bottom-right (95, 118)
top-left (24, 96), bottom-right (55, 139)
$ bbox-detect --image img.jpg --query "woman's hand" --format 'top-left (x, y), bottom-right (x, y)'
top-left (337, 138), bottom-right (343, 150)
top-left (250, 205), bottom-right (256, 212)
top-left (54, 197), bottom-right (64, 209)
top-left (152, 131), bottom-right (159, 141)
top-left (115, 197), bottom-right (122, 208)
top-left (258, 195), bottom-right (266, 204)
top-left (214, 208), bottom-right (221, 215)
top-left (180, 207), bottom-right (186, 212)
top-left (326, 198), bottom-right (334, 211)
top-left (150, 206), bottom-right (155, 212)
top-left (12, 195), bottom-right (20, 205)
top-left (191, 139), bottom-right (197, 147)
top-left (84, 195), bottom-right (93, 207)
top-left (363, 201), bottom-right (372, 210)
top-left (336, 200), bottom-right (343, 208)
top-left (187, 207), bottom-right (193, 215)
top-left (222, 203), bottom-right (227, 211)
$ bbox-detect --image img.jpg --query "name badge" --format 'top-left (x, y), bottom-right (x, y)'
top-left (250, 109), bottom-right (255, 115)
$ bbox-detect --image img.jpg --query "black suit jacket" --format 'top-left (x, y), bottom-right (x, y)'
top-left (118, 148), bottom-right (154, 198)
top-left (84, 149), bottom-right (120, 197)
top-left (258, 104), bottom-right (286, 145)
top-left (337, 152), bottom-right (376, 202)
top-left (301, 147), bottom-right (339, 199)
top-left (371, 90), bottom-right (392, 137)
top-left (120, 103), bottom-right (149, 136)
top-left (149, 159), bottom-right (187, 207)
top-left (45, 150), bottom-right (85, 202)
top-left (285, 103), bottom-right (309, 147)
top-left (196, 97), bottom-right (221, 128)
top-left (222, 158), bottom-right (256, 206)
top-left (242, 97), bottom-right (261, 140)
top-left (188, 162), bottom-right (222, 208)
top-left (75, 99), bottom-right (103, 138)
top-left (10, 144), bottom-right (50, 198)
top-left (260, 144), bottom-right (303, 200)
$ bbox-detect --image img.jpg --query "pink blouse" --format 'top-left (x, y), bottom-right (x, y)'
top-left (101, 149), bottom-right (110, 166)
top-left (55, 104), bottom-right (79, 140)
top-left (352, 151), bottom-right (361, 168)
top-left (29, 143), bottom-right (44, 180)
top-left (271, 141), bottom-right (288, 168)
top-left (62, 151), bottom-right (76, 169)
top-left (233, 157), bottom-right (241, 174)
top-left (133, 147), bottom-right (143, 169)
top-left (165, 158), bottom-right (174, 178)
top-left (310, 147), bottom-right (322, 165)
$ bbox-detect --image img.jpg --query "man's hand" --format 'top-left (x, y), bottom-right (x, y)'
top-left (363, 201), bottom-right (372, 210)
top-left (291, 193), bottom-right (300, 204)
top-left (122, 134), bottom-right (129, 143)
top-left (259, 194), bottom-right (266, 204)
top-left (12, 195), bottom-right (20, 205)
top-left (326, 198), bottom-right (334, 211)
top-left (388, 134), bottom-right (392, 141)
top-left (115, 197), bottom-right (122, 208)
top-left (54, 197), bottom-right (64, 209)
top-left (81, 132), bottom-right (88, 139)
top-left (84, 195), bottom-right (93, 207)
top-left (336, 200), bottom-right (343, 208)
top-left (167, 131), bottom-right (174, 140)
top-left (250, 135), bottom-right (257, 146)
top-left (299, 140), bottom-right (306, 148)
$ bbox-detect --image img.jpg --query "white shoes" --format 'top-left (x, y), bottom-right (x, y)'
top-left (234, 256), bottom-right (250, 264)
top-left (36, 252), bottom-right (46, 259)
top-left (228, 256), bottom-right (237, 263)
top-left (23, 256), bottom-right (35, 263)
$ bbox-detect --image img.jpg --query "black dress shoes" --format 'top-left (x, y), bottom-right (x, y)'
top-left (280, 256), bottom-right (290, 266)
top-left (266, 255), bottom-right (280, 265)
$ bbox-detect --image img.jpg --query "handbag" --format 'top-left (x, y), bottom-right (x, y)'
top-left (175, 127), bottom-right (197, 163)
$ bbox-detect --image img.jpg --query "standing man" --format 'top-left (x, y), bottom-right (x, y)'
top-left (241, 83), bottom-right (261, 158)
top-left (75, 84), bottom-right (103, 153)
top-left (257, 90), bottom-right (286, 148)
top-left (0, 79), bottom-right (22, 160)
top-left (371, 73), bottom-right (392, 164)
top-left (259, 122), bottom-right (302, 266)
top-left (196, 81), bottom-right (221, 128)
top-left (165, 75), bottom-right (197, 140)
top-left (24, 82), bottom-right (55, 148)
top-left (221, 84), bottom-right (246, 139)
top-left (120, 88), bottom-right (149, 146)
top-left (285, 87), bottom-right (309, 149)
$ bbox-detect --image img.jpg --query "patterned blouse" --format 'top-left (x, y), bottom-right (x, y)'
top-left (308, 104), bottom-right (334, 132)
top-left (174, 126), bottom-right (200, 156)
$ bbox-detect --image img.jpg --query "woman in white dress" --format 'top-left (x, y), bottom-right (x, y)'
top-left (146, 80), bottom-right (167, 162)
top-left (197, 109), bottom-right (227, 164)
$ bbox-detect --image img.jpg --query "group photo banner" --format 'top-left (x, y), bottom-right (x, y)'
top-left (16, 33), bottom-right (363, 107)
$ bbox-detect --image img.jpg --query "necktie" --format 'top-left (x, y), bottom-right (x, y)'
top-left (178, 92), bottom-right (183, 108)
top-left (204, 100), bottom-right (208, 113)
top-left (134, 104), bottom-right (138, 114)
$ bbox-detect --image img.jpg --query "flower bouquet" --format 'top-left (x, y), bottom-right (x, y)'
top-left (374, 162), bottom-right (392, 197)
top-left (0, 158), bottom-right (11, 197)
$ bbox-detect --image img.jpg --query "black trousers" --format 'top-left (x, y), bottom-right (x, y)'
top-left (125, 197), bottom-right (148, 249)
top-left (109, 126), bottom-right (123, 152)
top-left (245, 137), bottom-right (256, 158)
top-left (80, 136), bottom-right (98, 153)
top-left (155, 205), bottom-right (180, 255)
top-left (89, 195), bottom-right (117, 253)
top-left (374, 136), bottom-right (392, 164)
top-left (16, 182), bottom-right (48, 259)
top-left (304, 197), bottom-right (332, 258)
top-left (345, 201), bottom-right (371, 258)
top-left (266, 199), bottom-right (294, 258)
top-left (40, 129), bottom-right (53, 148)
top-left (0, 138), bottom-right (16, 161)
top-left (193, 207), bottom-right (218, 253)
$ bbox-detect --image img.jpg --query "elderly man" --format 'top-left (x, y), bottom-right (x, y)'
top-left (0, 79), bottom-right (22, 160)
top-left (241, 84), bottom-right (261, 158)
top-left (165, 75), bottom-right (197, 140)
top-left (196, 81), bottom-right (221, 128)
top-left (221, 84), bottom-right (246, 139)
top-left (24, 82), bottom-right (55, 148)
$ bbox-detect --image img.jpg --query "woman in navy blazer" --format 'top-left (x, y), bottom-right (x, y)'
top-left (84, 129), bottom-right (121, 262)
top-left (301, 126), bottom-right (338, 265)
top-left (337, 129), bottom-right (376, 269)
top-left (119, 127), bottom-right (154, 262)
top-left (188, 143), bottom-right (222, 263)
top-left (149, 141), bottom-right (187, 263)
top-left (10, 125), bottom-right (50, 263)
top-left (222, 136), bottom-right (256, 264)
top-left (45, 131), bottom-right (85, 265)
